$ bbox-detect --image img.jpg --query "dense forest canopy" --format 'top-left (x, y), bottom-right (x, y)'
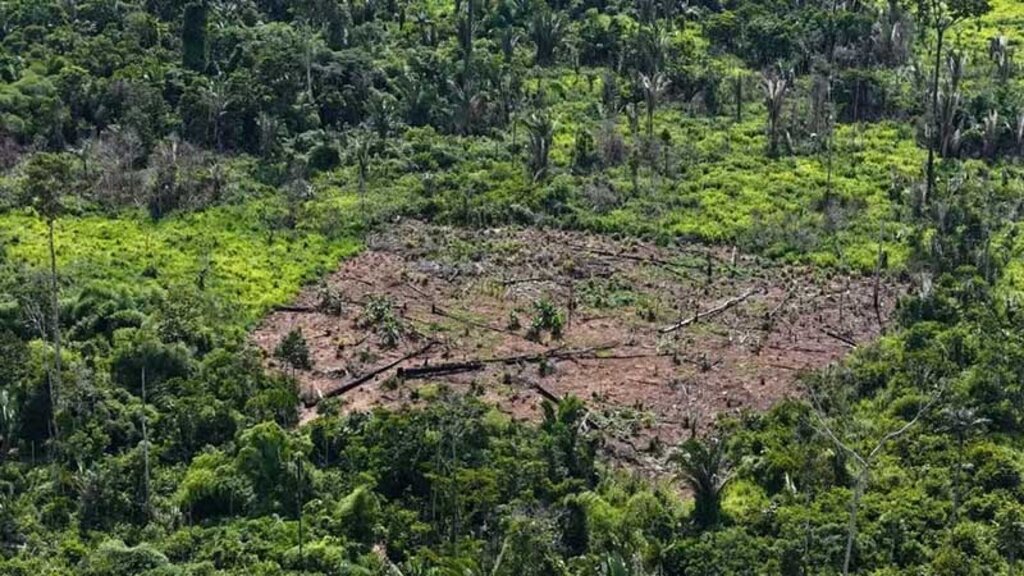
top-left (1, 0), bottom-right (1024, 574)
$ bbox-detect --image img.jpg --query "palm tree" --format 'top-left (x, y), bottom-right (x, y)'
top-left (395, 69), bottom-right (435, 127)
top-left (530, 10), bottom-right (565, 66)
top-left (638, 72), bottom-right (669, 139)
top-left (938, 52), bottom-right (966, 159)
top-left (982, 110), bottom-right (1001, 160)
top-left (989, 34), bottom-right (1014, 83)
top-left (352, 136), bottom-right (371, 225)
top-left (673, 435), bottom-right (734, 529)
top-left (367, 90), bottom-right (396, 141)
top-left (922, 0), bottom-right (993, 204)
top-left (541, 396), bottom-right (595, 482)
top-left (524, 112), bottom-right (554, 183)
top-left (497, 26), bottom-right (521, 62)
top-left (449, 79), bottom-right (486, 136)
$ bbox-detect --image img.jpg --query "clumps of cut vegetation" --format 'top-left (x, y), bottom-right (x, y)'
top-left (274, 328), bottom-right (311, 371)
top-left (316, 281), bottom-right (346, 316)
top-left (507, 309), bottom-right (522, 331)
top-left (527, 298), bottom-right (565, 342)
top-left (359, 295), bottom-right (405, 348)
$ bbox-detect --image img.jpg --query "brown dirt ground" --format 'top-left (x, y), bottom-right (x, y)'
top-left (251, 221), bottom-right (905, 477)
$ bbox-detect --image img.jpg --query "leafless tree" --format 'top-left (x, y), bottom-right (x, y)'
top-left (761, 71), bottom-right (790, 156)
top-left (86, 126), bottom-right (145, 209)
top-left (809, 377), bottom-right (941, 576)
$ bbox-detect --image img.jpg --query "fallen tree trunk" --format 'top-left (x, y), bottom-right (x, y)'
top-left (397, 361), bottom-right (484, 379)
top-left (397, 343), bottom-right (624, 381)
top-left (819, 327), bottom-right (857, 348)
top-left (273, 305), bottom-right (318, 313)
top-left (313, 342), bottom-right (438, 405)
top-left (661, 287), bottom-right (762, 333)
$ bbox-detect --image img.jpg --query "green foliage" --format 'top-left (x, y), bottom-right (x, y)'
top-left (182, 3), bottom-right (209, 73)
top-left (274, 328), bottom-right (311, 371)
top-left (80, 540), bottom-right (174, 576)
top-left (2, 0), bottom-right (1024, 573)
top-left (672, 436), bottom-right (733, 530)
top-left (359, 295), bottom-right (404, 348)
top-left (527, 298), bottom-right (564, 341)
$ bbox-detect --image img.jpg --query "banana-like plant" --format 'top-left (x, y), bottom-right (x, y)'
top-left (982, 109), bottom-right (1000, 159)
top-left (523, 112), bottom-right (554, 183)
top-left (672, 435), bottom-right (734, 529)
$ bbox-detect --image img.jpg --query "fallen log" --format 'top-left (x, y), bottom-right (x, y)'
top-left (819, 327), bottom-right (857, 348)
top-left (661, 287), bottom-right (762, 333)
top-left (273, 305), bottom-right (318, 313)
top-left (397, 361), bottom-right (485, 379)
top-left (397, 343), bottom-right (623, 382)
top-left (509, 375), bottom-right (563, 404)
top-left (313, 342), bottom-right (438, 405)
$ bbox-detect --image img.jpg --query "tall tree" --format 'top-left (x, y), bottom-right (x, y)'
top-left (638, 72), bottom-right (669, 139)
top-left (918, 0), bottom-right (992, 204)
top-left (812, 384), bottom-right (937, 576)
top-left (20, 153), bottom-right (74, 444)
top-left (530, 10), bottom-right (565, 66)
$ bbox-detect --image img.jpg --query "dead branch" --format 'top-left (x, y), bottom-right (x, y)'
top-left (500, 276), bottom-right (552, 286)
top-left (429, 304), bottom-right (519, 337)
top-left (766, 291), bottom-right (793, 321)
top-left (819, 327), bottom-right (857, 348)
top-left (661, 287), bottom-right (762, 333)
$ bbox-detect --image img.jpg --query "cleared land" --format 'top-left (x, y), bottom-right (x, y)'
top-left (252, 221), bottom-right (903, 474)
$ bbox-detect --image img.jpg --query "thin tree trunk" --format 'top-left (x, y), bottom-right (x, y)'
top-left (297, 459), bottom-right (304, 564)
top-left (141, 366), bottom-right (150, 519)
top-left (735, 74), bottom-right (742, 122)
top-left (47, 219), bottom-right (61, 442)
top-left (951, 437), bottom-right (962, 526)
top-left (843, 471), bottom-right (866, 576)
top-left (824, 0), bottom-right (838, 207)
top-left (925, 26), bottom-right (945, 207)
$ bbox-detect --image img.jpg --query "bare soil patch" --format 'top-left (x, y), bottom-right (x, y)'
top-left (251, 221), bottom-right (904, 475)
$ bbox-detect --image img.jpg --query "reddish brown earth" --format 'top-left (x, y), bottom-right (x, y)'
top-left (251, 221), bottom-right (905, 476)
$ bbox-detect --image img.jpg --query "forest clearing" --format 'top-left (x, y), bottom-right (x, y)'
top-left (254, 222), bottom-right (902, 473)
top-left (4, 0), bottom-right (1024, 573)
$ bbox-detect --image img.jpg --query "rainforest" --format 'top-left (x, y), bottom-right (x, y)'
top-left (1, 0), bottom-right (1024, 574)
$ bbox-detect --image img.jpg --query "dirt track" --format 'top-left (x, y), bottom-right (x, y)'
top-left (251, 221), bottom-right (904, 475)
